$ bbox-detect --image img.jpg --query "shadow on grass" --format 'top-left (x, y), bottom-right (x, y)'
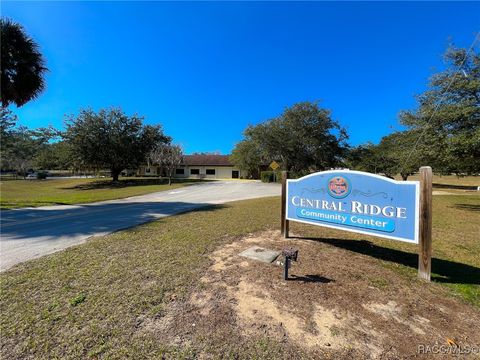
top-left (292, 236), bottom-right (480, 285)
top-left (1, 201), bottom-right (228, 242)
top-left (453, 204), bottom-right (480, 212)
top-left (433, 183), bottom-right (478, 191)
top-left (61, 178), bottom-right (208, 190)
top-left (0, 201), bottom-right (70, 209)
top-left (288, 274), bottom-right (334, 283)
top-left (1, 202), bottom-right (228, 271)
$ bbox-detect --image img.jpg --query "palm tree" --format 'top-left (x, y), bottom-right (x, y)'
top-left (1, 18), bottom-right (48, 107)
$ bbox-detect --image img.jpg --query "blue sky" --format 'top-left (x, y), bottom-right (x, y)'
top-left (3, 1), bottom-right (479, 154)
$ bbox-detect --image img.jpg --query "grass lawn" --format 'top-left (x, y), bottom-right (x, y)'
top-left (0, 178), bottom-right (203, 209)
top-left (0, 191), bottom-right (478, 359)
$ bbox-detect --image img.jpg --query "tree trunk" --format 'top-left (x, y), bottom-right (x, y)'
top-left (111, 168), bottom-right (121, 182)
top-left (401, 173), bottom-right (409, 181)
top-left (168, 175), bottom-right (172, 186)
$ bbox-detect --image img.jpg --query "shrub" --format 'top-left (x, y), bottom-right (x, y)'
top-left (260, 171), bottom-right (282, 183)
top-left (260, 171), bottom-right (271, 183)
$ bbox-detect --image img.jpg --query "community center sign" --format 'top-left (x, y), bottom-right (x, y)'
top-left (286, 170), bottom-right (420, 243)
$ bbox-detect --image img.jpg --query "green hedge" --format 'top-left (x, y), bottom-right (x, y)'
top-left (260, 171), bottom-right (282, 183)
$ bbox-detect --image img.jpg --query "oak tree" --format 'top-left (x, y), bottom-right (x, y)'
top-left (65, 108), bottom-right (169, 181)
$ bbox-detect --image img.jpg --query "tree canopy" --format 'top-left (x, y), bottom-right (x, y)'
top-left (1, 18), bottom-right (48, 108)
top-left (398, 45), bottom-right (480, 175)
top-left (231, 101), bottom-right (348, 177)
top-left (348, 44), bottom-right (479, 179)
top-left (347, 130), bottom-right (424, 180)
top-left (34, 141), bottom-right (74, 170)
top-left (65, 108), bottom-right (169, 181)
top-left (0, 108), bottom-right (59, 176)
top-left (230, 140), bottom-right (263, 179)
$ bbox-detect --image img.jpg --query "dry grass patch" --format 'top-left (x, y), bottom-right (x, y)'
top-left (167, 230), bottom-right (479, 359)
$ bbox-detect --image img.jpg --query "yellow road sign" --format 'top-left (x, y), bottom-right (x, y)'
top-left (269, 161), bottom-right (280, 170)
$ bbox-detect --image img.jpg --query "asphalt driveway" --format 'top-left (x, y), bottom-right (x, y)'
top-left (0, 181), bottom-right (280, 271)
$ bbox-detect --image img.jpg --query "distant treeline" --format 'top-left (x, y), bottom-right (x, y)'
top-left (1, 18), bottom-right (478, 183)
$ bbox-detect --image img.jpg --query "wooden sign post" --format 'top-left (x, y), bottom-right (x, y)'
top-left (280, 171), bottom-right (289, 238)
top-left (418, 166), bottom-right (433, 281)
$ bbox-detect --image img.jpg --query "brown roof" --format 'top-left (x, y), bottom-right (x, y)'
top-left (182, 154), bottom-right (233, 167)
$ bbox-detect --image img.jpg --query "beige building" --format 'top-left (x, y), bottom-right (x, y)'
top-left (138, 154), bottom-right (245, 179)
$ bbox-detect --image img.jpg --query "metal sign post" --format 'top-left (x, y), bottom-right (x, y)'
top-left (270, 161), bottom-right (280, 183)
top-left (282, 247), bottom-right (298, 280)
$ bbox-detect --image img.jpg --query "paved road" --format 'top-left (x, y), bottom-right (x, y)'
top-left (0, 181), bottom-right (280, 271)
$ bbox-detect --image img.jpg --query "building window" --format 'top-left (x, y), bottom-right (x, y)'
top-left (190, 169), bottom-right (200, 175)
top-left (206, 169), bottom-right (215, 175)
top-left (175, 168), bottom-right (184, 175)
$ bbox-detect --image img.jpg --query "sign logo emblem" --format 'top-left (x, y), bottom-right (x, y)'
top-left (327, 176), bottom-right (351, 198)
